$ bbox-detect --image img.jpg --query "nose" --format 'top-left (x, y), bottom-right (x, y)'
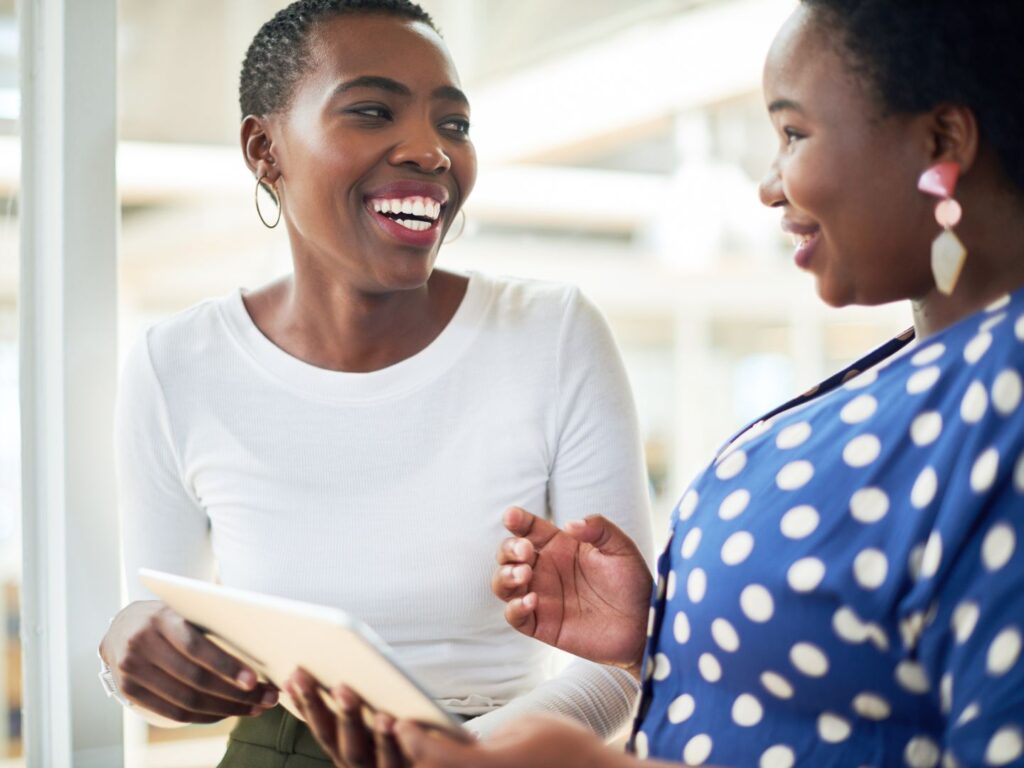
top-left (759, 160), bottom-right (785, 209)
top-left (389, 124), bottom-right (452, 175)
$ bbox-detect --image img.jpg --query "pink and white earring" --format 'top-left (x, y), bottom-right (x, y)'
top-left (917, 161), bottom-right (965, 295)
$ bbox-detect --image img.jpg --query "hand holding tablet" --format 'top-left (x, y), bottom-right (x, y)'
top-left (139, 568), bottom-right (469, 737)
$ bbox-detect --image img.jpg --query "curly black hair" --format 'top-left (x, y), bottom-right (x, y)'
top-left (802, 0), bottom-right (1024, 195)
top-left (239, 0), bottom-right (438, 119)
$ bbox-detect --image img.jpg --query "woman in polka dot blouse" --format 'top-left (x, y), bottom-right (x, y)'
top-left (290, 1), bottom-right (1024, 767)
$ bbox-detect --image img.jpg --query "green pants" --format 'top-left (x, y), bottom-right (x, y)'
top-left (217, 706), bottom-right (333, 768)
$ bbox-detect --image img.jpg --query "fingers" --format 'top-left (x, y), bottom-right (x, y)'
top-left (490, 563), bottom-right (532, 601)
top-left (562, 515), bottom-right (639, 558)
top-left (286, 669), bottom-right (342, 762)
top-left (501, 507), bottom-right (561, 548)
top-left (336, 685), bottom-right (375, 768)
top-left (496, 536), bottom-right (536, 567)
top-left (145, 632), bottom-right (276, 707)
top-left (154, 608), bottom-right (260, 691)
top-left (117, 666), bottom-right (225, 724)
top-left (395, 721), bottom-right (481, 768)
top-left (503, 593), bottom-right (538, 637)
top-left (373, 712), bottom-right (403, 768)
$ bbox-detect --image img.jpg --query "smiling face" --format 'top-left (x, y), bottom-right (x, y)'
top-left (263, 13), bottom-right (476, 293)
top-left (759, 6), bottom-right (940, 308)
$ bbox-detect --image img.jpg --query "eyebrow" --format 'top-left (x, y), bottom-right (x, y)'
top-left (768, 98), bottom-right (804, 114)
top-left (333, 76), bottom-right (469, 106)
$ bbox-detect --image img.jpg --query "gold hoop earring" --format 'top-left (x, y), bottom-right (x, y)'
top-left (255, 174), bottom-right (282, 229)
top-left (443, 209), bottom-right (466, 245)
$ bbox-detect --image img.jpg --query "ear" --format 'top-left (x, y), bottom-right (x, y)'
top-left (241, 115), bottom-right (281, 182)
top-left (925, 103), bottom-right (980, 175)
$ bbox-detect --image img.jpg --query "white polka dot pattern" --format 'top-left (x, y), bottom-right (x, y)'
top-left (817, 712), bottom-right (852, 743)
top-left (681, 528), bottom-right (702, 559)
top-left (852, 692), bottom-right (891, 720)
top-left (961, 381), bottom-right (989, 423)
top-left (964, 333), bottom-right (993, 364)
top-left (760, 671), bottom-right (794, 699)
top-left (841, 395), bottom-right (878, 424)
top-left (911, 467), bottom-right (938, 509)
top-left (740, 584), bottom-right (774, 623)
top-left (853, 548), bottom-right (889, 589)
top-left (850, 487), bottom-right (889, 523)
top-left (683, 734), bottom-right (713, 766)
top-left (895, 661), bottom-right (930, 694)
top-left (687, 568), bottom-right (707, 603)
top-left (907, 366), bottom-right (941, 394)
top-left (759, 745), bottom-right (795, 768)
top-left (952, 601), bottom-right (980, 644)
top-left (986, 627), bottom-right (1022, 676)
top-left (985, 727), bottom-right (1023, 766)
top-left (790, 642), bottom-right (829, 677)
top-left (636, 290), bottom-right (1024, 767)
top-left (731, 693), bottom-right (763, 727)
top-left (776, 460), bottom-right (814, 490)
top-left (780, 505), bottom-right (819, 539)
top-left (776, 422), bottom-right (812, 449)
top-left (787, 558), bottom-right (826, 592)
top-left (910, 412), bottom-right (943, 446)
top-left (719, 489), bottom-right (750, 520)
top-left (982, 524), bottom-right (1016, 572)
top-left (904, 737), bottom-right (941, 768)
top-left (992, 370), bottom-right (1022, 415)
top-left (716, 450), bottom-right (748, 480)
top-left (722, 532), bottom-right (754, 566)
top-left (673, 610), bottom-right (690, 644)
top-left (712, 618), bottom-right (740, 652)
top-left (699, 653), bottom-right (721, 683)
top-left (667, 693), bottom-right (695, 724)
top-left (843, 434), bottom-right (882, 467)
top-left (634, 731), bottom-right (648, 759)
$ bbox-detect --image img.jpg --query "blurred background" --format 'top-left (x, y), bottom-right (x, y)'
top-left (0, 0), bottom-right (909, 764)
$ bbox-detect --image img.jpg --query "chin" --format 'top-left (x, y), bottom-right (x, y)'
top-left (377, 256), bottom-right (437, 292)
top-left (813, 276), bottom-right (856, 309)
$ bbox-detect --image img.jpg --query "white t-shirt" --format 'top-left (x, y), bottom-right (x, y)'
top-left (115, 271), bottom-right (654, 737)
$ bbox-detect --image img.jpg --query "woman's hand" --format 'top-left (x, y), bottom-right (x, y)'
top-left (492, 507), bottom-right (653, 674)
top-left (99, 600), bottom-right (278, 723)
top-left (286, 668), bottom-right (408, 768)
top-left (394, 714), bottom-right (641, 768)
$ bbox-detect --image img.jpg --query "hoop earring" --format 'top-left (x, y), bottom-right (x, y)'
top-left (255, 174), bottom-right (282, 229)
top-left (443, 209), bottom-right (466, 245)
top-left (917, 161), bottom-right (965, 295)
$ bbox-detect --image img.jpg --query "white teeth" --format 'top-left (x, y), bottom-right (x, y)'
top-left (370, 195), bottom-right (443, 221)
top-left (394, 218), bottom-right (431, 231)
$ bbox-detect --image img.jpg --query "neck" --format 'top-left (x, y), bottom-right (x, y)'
top-left (244, 267), bottom-right (467, 373)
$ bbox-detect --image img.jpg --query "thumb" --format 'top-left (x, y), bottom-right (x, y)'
top-left (563, 515), bottom-right (640, 558)
top-left (394, 722), bottom-right (481, 768)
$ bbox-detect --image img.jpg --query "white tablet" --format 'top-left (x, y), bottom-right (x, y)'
top-left (139, 568), bottom-right (467, 734)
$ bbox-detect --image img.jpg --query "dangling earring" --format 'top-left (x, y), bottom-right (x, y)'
top-left (917, 161), bottom-right (965, 295)
top-left (443, 208), bottom-right (467, 245)
top-left (255, 173), bottom-right (282, 229)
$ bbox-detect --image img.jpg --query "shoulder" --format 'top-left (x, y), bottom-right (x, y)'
top-left (123, 293), bottom-right (236, 385)
top-left (472, 271), bottom-right (606, 338)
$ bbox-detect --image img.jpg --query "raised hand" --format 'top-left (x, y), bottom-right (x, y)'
top-left (491, 507), bottom-right (653, 674)
top-left (99, 600), bottom-right (278, 723)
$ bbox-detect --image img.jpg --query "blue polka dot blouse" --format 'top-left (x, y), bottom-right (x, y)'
top-left (633, 290), bottom-right (1024, 767)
